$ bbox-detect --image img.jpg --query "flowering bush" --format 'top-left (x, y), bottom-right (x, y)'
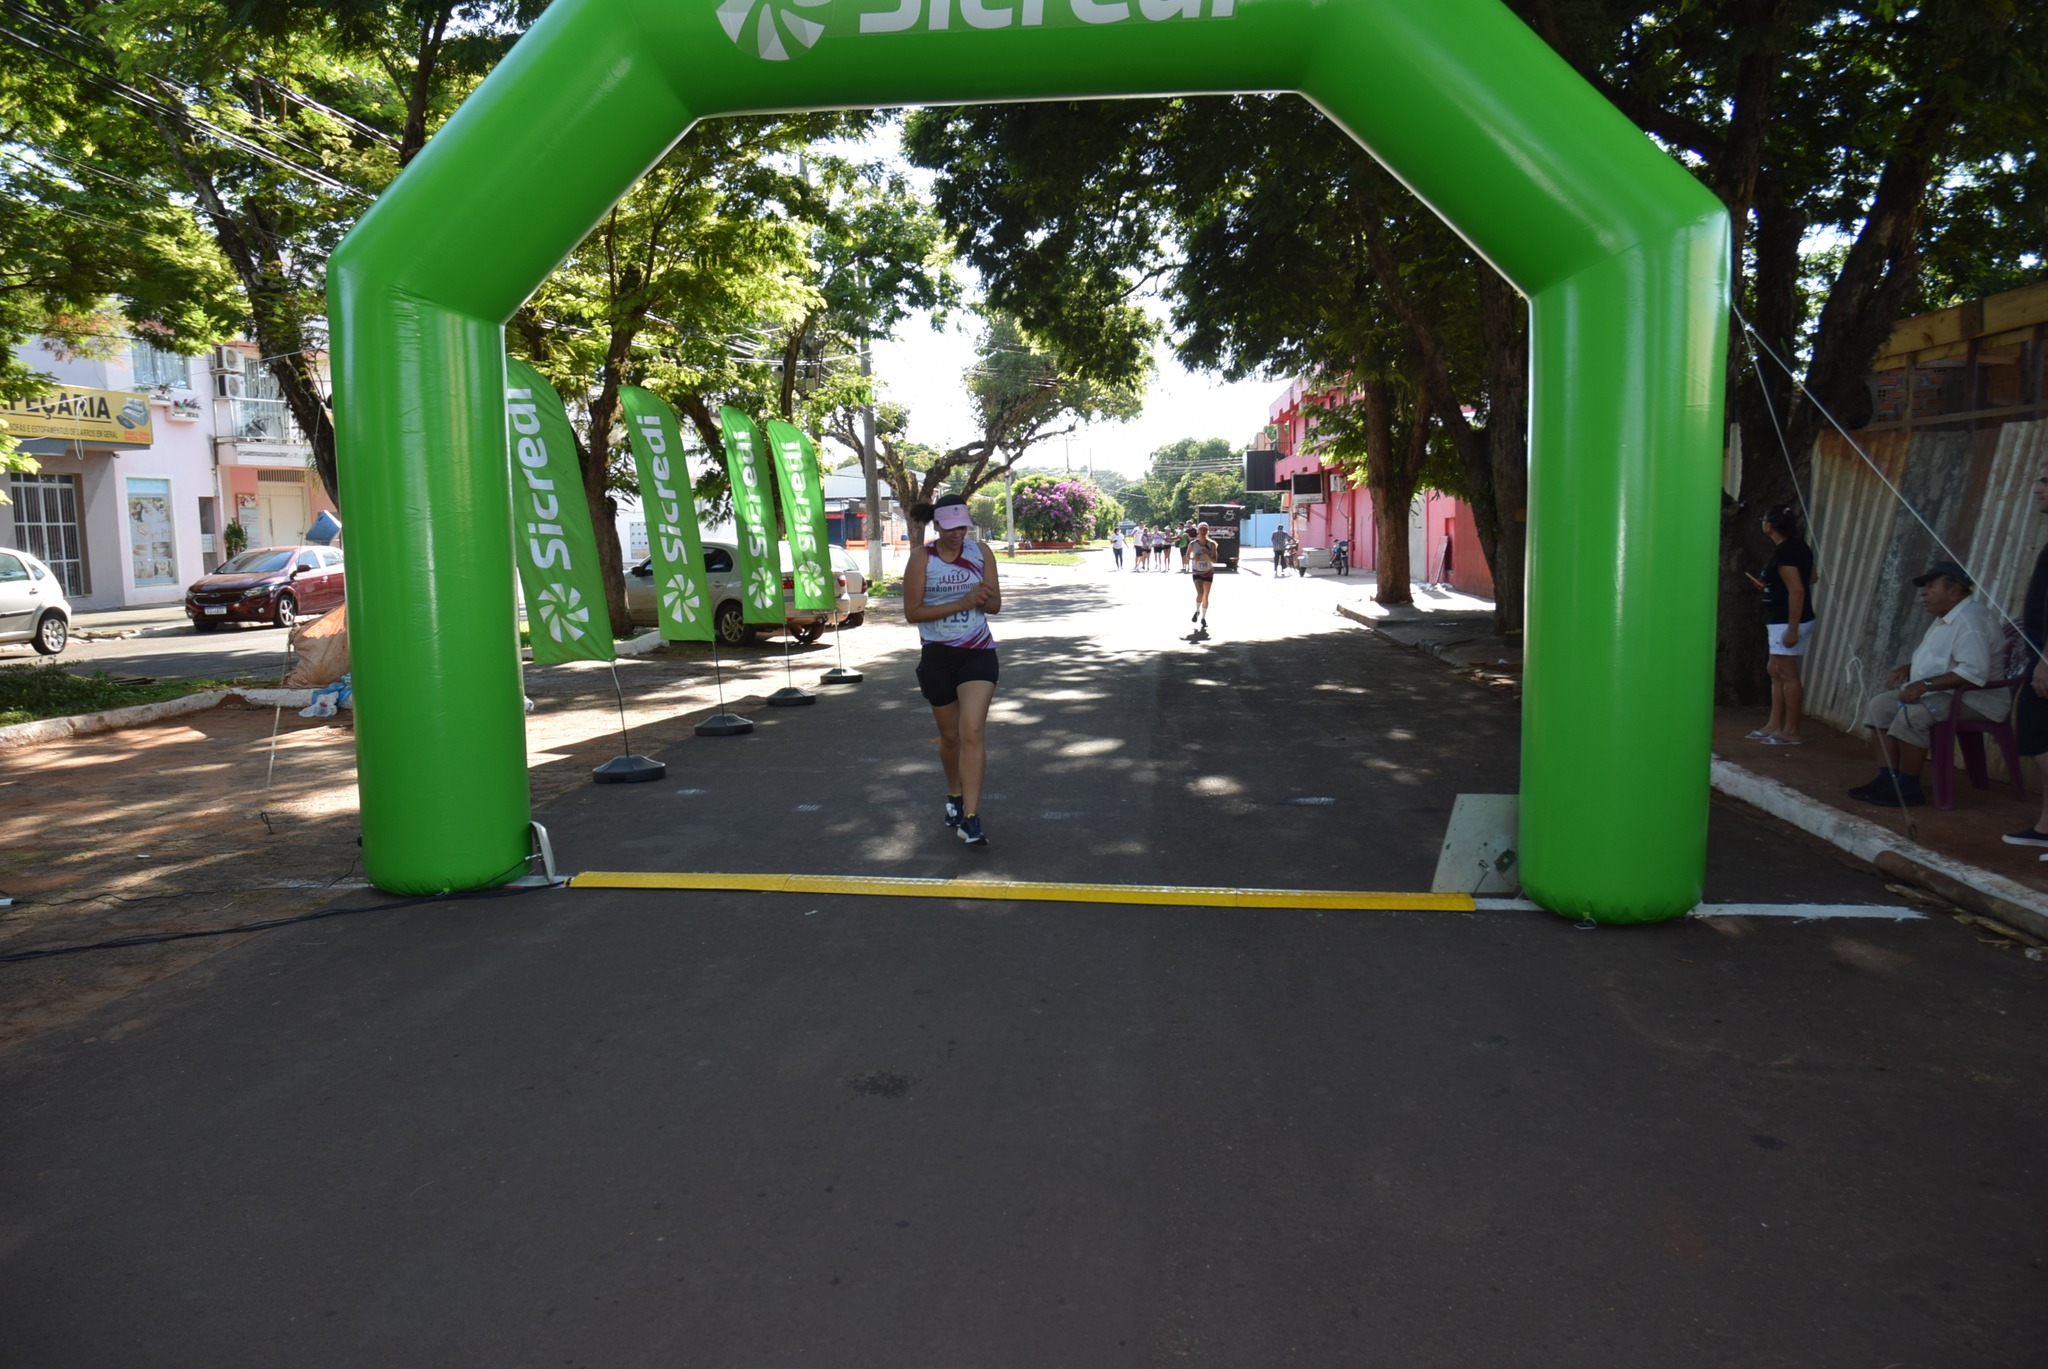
top-left (1011, 475), bottom-right (1102, 542)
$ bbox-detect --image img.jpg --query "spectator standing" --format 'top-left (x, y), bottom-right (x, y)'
top-left (1847, 561), bottom-right (2007, 807)
top-left (1271, 522), bottom-right (1290, 575)
top-left (2004, 466), bottom-right (2048, 847)
top-left (1745, 503), bottom-right (1817, 745)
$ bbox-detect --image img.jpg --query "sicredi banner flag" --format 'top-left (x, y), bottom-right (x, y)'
top-left (619, 386), bottom-right (714, 642)
top-left (505, 359), bottom-right (613, 665)
top-left (716, 406), bottom-right (783, 626)
top-left (762, 419), bottom-right (834, 612)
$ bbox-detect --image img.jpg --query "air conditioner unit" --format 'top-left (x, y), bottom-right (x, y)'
top-left (212, 347), bottom-right (245, 398)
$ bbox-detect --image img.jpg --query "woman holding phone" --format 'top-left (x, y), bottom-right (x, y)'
top-left (1746, 503), bottom-right (1816, 745)
top-left (905, 493), bottom-right (1003, 846)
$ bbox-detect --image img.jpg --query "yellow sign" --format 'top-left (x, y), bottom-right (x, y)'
top-left (0, 383), bottom-right (156, 446)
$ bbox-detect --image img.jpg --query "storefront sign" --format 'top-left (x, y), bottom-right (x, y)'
top-left (1, 383), bottom-right (155, 446)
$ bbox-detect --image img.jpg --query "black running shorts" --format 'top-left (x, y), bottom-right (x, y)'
top-left (2019, 682), bottom-right (2048, 757)
top-left (917, 642), bottom-right (1000, 707)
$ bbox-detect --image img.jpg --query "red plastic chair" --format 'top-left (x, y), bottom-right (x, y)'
top-left (1929, 626), bottom-right (2031, 810)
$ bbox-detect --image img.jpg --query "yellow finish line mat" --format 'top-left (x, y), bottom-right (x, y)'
top-left (569, 871), bottom-right (1476, 912)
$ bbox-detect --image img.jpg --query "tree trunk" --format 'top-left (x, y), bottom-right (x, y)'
top-left (582, 349), bottom-right (632, 639)
top-left (1477, 270), bottom-right (1528, 636)
top-left (1362, 377), bottom-right (1430, 607)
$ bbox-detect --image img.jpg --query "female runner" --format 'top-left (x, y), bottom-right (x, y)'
top-left (905, 493), bottom-right (1003, 846)
top-left (1189, 521), bottom-right (1218, 633)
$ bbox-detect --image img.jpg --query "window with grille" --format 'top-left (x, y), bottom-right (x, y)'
top-left (131, 340), bottom-right (189, 390)
top-left (9, 472), bottom-right (87, 596)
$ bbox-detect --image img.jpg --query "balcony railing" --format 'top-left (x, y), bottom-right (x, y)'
top-left (225, 397), bottom-right (307, 447)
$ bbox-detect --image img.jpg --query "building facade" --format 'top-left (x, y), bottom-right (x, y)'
top-left (0, 336), bottom-right (336, 612)
top-left (1265, 376), bottom-right (1495, 597)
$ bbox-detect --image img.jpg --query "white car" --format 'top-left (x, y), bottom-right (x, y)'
top-left (626, 540), bottom-right (858, 646)
top-left (829, 545), bottom-right (870, 627)
top-left (0, 547), bottom-right (71, 654)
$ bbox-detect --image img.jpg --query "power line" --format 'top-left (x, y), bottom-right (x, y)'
top-left (0, 9), bottom-right (369, 199)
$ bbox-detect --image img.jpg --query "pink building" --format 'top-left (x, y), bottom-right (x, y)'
top-left (1267, 377), bottom-right (1494, 598)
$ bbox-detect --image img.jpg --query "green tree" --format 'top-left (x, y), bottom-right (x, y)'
top-left (1505, 0), bottom-right (2045, 699)
top-left (860, 310), bottom-right (1145, 521)
top-left (508, 115), bottom-right (856, 634)
top-left (905, 97), bottom-right (1525, 619)
top-left (0, 0), bottom-right (542, 503)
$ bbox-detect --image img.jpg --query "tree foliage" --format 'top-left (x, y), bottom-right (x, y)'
top-left (0, 0), bottom-right (542, 501)
top-left (1009, 473), bottom-right (1101, 542)
top-left (832, 309), bottom-right (1144, 524)
top-left (907, 2), bottom-right (2042, 641)
top-left (904, 96), bottom-right (1527, 617)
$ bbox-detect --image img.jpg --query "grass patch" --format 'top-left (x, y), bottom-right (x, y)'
top-left (994, 550), bottom-right (1082, 566)
top-left (0, 663), bottom-right (255, 726)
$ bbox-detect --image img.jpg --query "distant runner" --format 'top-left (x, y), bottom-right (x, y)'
top-left (1189, 522), bottom-right (1218, 635)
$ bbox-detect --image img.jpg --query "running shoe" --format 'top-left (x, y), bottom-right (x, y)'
top-left (2002, 827), bottom-right (2048, 847)
top-left (958, 814), bottom-right (987, 846)
top-left (944, 794), bottom-right (964, 829)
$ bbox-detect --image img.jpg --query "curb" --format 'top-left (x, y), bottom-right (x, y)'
top-left (0, 688), bottom-right (341, 750)
top-left (1709, 758), bottom-right (2048, 941)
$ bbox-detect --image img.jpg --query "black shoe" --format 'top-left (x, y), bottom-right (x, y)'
top-left (2003, 827), bottom-right (2048, 847)
top-left (957, 814), bottom-right (987, 846)
top-left (1848, 776), bottom-right (1923, 806)
top-left (1192, 609), bottom-right (1200, 623)
top-left (944, 794), bottom-right (964, 829)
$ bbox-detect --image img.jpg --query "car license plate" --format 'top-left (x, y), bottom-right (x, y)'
top-left (204, 605), bottom-right (227, 615)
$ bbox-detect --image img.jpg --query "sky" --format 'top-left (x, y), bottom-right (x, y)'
top-left (869, 312), bottom-right (1291, 481)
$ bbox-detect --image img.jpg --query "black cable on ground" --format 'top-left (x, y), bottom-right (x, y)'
top-left (0, 869), bottom-right (546, 965)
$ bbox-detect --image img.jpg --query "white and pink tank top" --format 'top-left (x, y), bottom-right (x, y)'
top-left (917, 544), bottom-right (996, 650)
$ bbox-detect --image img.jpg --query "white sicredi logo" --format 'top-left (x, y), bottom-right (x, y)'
top-left (718, 0), bottom-right (1234, 59)
top-left (716, 0), bottom-right (831, 59)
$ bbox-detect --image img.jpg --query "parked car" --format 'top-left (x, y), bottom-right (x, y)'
top-left (829, 545), bottom-right (870, 627)
top-left (0, 547), bottom-right (71, 654)
top-left (185, 545), bottom-right (346, 631)
top-left (626, 540), bottom-right (857, 645)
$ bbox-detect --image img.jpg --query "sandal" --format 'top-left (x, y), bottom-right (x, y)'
top-left (1760, 734), bottom-right (1804, 745)
top-left (1745, 728), bottom-right (1775, 740)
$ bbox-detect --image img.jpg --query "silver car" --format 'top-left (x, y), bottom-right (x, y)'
top-left (0, 547), bottom-right (71, 654)
top-left (626, 540), bottom-right (856, 646)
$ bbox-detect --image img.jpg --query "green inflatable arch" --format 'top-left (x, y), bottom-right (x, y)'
top-left (328, 0), bottom-right (1729, 921)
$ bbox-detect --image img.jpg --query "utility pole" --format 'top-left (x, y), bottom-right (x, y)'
top-left (1004, 469), bottom-right (1016, 550)
top-left (859, 342), bottom-right (884, 584)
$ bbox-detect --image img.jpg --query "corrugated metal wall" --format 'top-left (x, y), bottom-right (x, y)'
top-left (1802, 417), bottom-right (2048, 733)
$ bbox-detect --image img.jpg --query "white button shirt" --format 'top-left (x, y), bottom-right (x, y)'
top-left (1909, 595), bottom-right (2009, 720)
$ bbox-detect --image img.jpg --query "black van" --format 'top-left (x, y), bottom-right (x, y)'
top-left (1195, 503), bottom-right (1244, 571)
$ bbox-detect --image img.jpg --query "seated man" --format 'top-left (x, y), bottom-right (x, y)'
top-left (1849, 560), bottom-right (2010, 806)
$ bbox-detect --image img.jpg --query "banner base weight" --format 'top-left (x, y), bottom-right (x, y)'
top-left (593, 754), bottom-right (666, 783)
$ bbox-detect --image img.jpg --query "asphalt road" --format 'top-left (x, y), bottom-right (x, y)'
top-left (3, 616), bottom-right (300, 682)
top-left (3, 558), bottom-right (2042, 1367)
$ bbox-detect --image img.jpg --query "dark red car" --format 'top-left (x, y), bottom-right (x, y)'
top-left (185, 545), bottom-right (345, 631)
